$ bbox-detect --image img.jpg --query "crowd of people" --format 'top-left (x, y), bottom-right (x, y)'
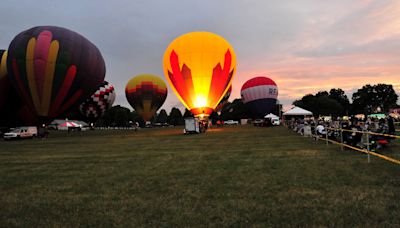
top-left (286, 116), bottom-right (397, 151)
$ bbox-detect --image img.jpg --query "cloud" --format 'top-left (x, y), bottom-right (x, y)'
top-left (0, 0), bottom-right (399, 111)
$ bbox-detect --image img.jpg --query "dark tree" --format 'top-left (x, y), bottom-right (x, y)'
top-left (156, 109), bottom-right (168, 123)
top-left (183, 109), bottom-right (194, 118)
top-left (97, 105), bottom-right (131, 127)
top-left (168, 107), bottom-right (184, 125)
top-left (209, 111), bottom-right (220, 124)
top-left (293, 94), bottom-right (315, 114)
top-left (220, 99), bottom-right (248, 120)
top-left (329, 88), bottom-right (350, 115)
top-left (315, 91), bottom-right (329, 97)
top-left (130, 110), bottom-right (144, 127)
top-left (352, 84), bottom-right (398, 114)
top-left (293, 93), bottom-right (343, 117)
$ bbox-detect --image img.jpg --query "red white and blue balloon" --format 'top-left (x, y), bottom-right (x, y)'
top-left (241, 77), bottom-right (278, 118)
top-left (79, 81), bottom-right (115, 121)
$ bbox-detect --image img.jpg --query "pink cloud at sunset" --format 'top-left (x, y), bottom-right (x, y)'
top-left (229, 0), bottom-right (400, 109)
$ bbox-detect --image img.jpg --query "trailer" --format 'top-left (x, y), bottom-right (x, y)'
top-left (184, 117), bottom-right (201, 134)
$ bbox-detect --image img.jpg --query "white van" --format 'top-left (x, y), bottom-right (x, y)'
top-left (3, 126), bottom-right (38, 140)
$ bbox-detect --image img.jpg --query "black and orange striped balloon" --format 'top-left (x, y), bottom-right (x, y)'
top-left (125, 74), bottom-right (167, 121)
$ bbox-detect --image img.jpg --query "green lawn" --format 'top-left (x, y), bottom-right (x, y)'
top-left (0, 126), bottom-right (399, 227)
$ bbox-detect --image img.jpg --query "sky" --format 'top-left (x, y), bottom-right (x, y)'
top-left (1, 0), bottom-right (399, 112)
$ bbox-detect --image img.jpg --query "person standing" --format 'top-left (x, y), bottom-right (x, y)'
top-left (387, 116), bottom-right (395, 135)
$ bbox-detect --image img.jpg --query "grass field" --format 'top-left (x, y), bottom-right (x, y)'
top-left (0, 126), bottom-right (399, 227)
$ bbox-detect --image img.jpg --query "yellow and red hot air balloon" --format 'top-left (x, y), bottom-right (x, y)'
top-left (163, 31), bottom-right (236, 117)
top-left (125, 74), bottom-right (167, 121)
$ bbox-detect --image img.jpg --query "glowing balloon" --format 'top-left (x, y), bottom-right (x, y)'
top-left (241, 77), bottom-right (278, 118)
top-left (215, 85), bottom-right (232, 112)
top-left (7, 26), bottom-right (105, 124)
top-left (163, 31), bottom-right (236, 117)
top-left (125, 74), bottom-right (167, 121)
top-left (79, 81), bottom-right (115, 122)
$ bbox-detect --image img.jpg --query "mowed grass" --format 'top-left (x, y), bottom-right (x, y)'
top-left (0, 126), bottom-right (399, 227)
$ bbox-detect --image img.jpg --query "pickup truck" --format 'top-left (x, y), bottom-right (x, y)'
top-left (3, 126), bottom-right (37, 140)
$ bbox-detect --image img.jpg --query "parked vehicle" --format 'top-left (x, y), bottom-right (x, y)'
top-left (253, 119), bottom-right (264, 126)
top-left (3, 126), bottom-right (37, 140)
top-left (224, 120), bottom-right (239, 125)
top-left (271, 118), bottom-right (280, 126)
top-left (0, 127), bottom-right (10, 138)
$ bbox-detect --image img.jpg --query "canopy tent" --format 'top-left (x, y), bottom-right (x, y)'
top-left (283, 107), bottom-right (313, 116)
top-left (50, 120), bottom-right (84, 130)
top-left (59, 121), bottom-right (80, 127)
top-left (49, 119), bottom-right (88, 129)
top-left (264, 113), bottom-right (279, 119)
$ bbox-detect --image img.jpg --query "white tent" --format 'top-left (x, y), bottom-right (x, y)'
top-left (283, 107), bottom-right (313, 116)
top-left (264, 113), bottom-right (279, 119)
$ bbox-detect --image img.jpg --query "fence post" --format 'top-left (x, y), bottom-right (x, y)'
top-left (366, 131), bottom-right (370, 163)
top-left (326, 128), bottom-right (328, 145)
top-left (340, 128), bottom-right (344, 151)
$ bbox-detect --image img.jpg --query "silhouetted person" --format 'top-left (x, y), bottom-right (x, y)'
top-left (387, 116), bottom-right (395, 135)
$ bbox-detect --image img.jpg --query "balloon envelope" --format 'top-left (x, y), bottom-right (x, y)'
top-left (241, 77), bottom-right (278, 118)
top-left (125, 74), bottom-right (167, 121)
top-left (7, 26), bottom-right (105, 124)
top-left (0, 50), bottom-right (11, 110)
top-left (215, 85), bottom-right (232, 112)
top-left (79, 81), bottom-right (115, 122)
top-left (163, 31), bottom-right (236, 117)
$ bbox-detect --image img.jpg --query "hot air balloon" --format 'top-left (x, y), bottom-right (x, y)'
top-left (163, 31), bottom-right (236, 118)
top-left (241, 77), bottom-right (278, 118)
top-left (215, 85), bottom-right (232, 112)
top-left (125, 74), bottom-right (167, 121)
top-left (0, 50), bottom-right (10, 110)
top-left (0, 49), bottom-right (41, 126)
top-left (79, 81), bottom-right (115, 122)
top-left (7, 26), bottom-right (105, 124)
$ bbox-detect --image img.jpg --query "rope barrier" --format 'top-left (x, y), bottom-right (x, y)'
top-left (325, 127), bottom-right (400, 139)
top-left (314, 134), bottom-right (400, 165)
top-left (284, 121), bottom-right (400, 165)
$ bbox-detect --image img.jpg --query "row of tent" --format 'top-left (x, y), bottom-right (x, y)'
top-left (263, 106), bottom-right (313, 119)
top-left (263, 107), bottom-right (313, 121)
top-left (282, 106), bottom-right (313, 117)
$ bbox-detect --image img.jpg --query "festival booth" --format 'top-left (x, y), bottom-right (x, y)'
top-left (283, 107), bottom-right (314, 136)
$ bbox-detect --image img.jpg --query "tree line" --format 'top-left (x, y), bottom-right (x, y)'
top-left (293, 83), bottom-right (398, 117)
top-left (95, 83), bottom-right (398, 127)
top-left (95, 98), bottom-right (276, 127)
